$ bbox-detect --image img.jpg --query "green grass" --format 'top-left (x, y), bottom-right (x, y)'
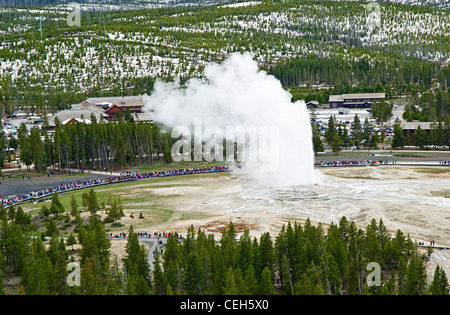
top-left (430, 190), bottom-right (450, 198)
top-left (21, 171), bottom-right (228, 235)
top-left (414, 168), bottom-right (450, 174)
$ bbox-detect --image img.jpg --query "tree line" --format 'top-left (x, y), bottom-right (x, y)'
top-left (0, 192), bottom-right (448, 295)
top-left (14, 118), bottom-right (175, 174)
top-left (267, 54), bottom-right (441, 99)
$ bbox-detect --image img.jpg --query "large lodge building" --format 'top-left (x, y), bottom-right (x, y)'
top-left (46, 95), bottom-right (153, 129)
top-left (329, 93), bottom-right (386, 109)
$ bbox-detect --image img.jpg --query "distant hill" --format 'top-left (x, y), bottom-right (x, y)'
top-left (0, 0), bottom-right (448, 10)
top-left (333, 0), bottom-right (449, 10)
top-left (0, 0), bottom-right (231, 8)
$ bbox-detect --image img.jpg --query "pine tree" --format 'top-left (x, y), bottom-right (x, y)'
top-left (243, 265), bottom-right (259, 295)
top-left (70, 194), bottom-right (78, 217)
top-left (163, 234), bottom-right (183, 293)
top-left (87, 189), bottom-right (99, 217)
top-left (351, 114), bottom-right (364, 148)
top-left (259, 267), bottom-right (276, 295)
top-left (413, 126), bottom-right (427, 148)
top-left (152, 250), bottom-right (165, 295)
top-left (330, 133), bottom-right (342, 155)
top-left (259, 232), bottom-right (274, 276)
top-left (427, 265), bottom-right (449, 295)
top-left (0, 247), bottom-right (5, 295)
top-left (50, 193), bottom-right (65, 219)
top-left (66, 233), bottom-right (77, 251)
top-left (405, 250), bottom-right (427, 295)
top-left (392, 118), bottom-right (405, 148)
top-left (123, 226), bottom-right (151, 295)
top-left (25, 239), bottom-right (53, 295)
top-left (80, 257), bottom-right (103, 295)
top-left (325, 115), bottom-right (337, 144)
top-left (183, 251), bottom-right (204, 295)
top-left (45, 219), bottom-right (59, 237)
top-left (52, 250), bottom-right (69, 295)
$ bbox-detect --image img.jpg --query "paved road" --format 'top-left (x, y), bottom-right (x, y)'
top-left (0, 173), bottom-right (111, 196)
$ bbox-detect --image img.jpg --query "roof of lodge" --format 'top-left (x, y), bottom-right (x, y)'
top-left (47, 109), bottom-right (105, 127)
top-left (80, 96), bottom-right (145, 108)
top-left (133, 112), bottom-right (153, 122)
top-left (342, 93), bottom-right (385, 100)
top-left (329, 93), bottom-right (386, 102)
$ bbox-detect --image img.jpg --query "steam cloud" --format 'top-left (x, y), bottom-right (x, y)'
top-left (143, 52), bottom-right (315, 186)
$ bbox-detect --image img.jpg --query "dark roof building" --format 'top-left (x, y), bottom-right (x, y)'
top-left (329, 93), bottom-right (385, 109)
top-left (71, 95), bottom-right (146, 121)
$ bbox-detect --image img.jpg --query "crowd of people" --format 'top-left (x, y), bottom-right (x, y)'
top-left (314, 160), bottom-right (397, 167)
top-left (0, 165), bottom-right (230, 208)
top-left (108, 231), bottom-right (183, 240)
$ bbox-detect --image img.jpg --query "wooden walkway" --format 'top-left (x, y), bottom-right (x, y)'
top-left (418, 244), bottom-right (450, 250)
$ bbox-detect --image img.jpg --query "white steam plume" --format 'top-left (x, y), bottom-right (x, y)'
top-left (143, 52), bottom-right (315, 186)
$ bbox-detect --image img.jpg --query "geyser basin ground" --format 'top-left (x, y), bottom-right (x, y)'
top-left (147, 166), bottom-right (450, 247)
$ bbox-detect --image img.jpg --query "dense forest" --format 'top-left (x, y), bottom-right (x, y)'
top-left (0, 190), bottom-right (448, 295)
top-left (0, 0), bottom-right (448, 118)
top-left (12, 117), bottom-right (174, 173)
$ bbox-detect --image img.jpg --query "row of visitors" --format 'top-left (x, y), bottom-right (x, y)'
top-left (315, 160), bottom-right (397, 167)
top-left (1, 165), bottom-right (230, 208)
top-left (136, 231), bottom-right (183, 239)
top-left (107, 231), bottom-right (183, 240)
top-left (0, 174), bottom-right (137, 208)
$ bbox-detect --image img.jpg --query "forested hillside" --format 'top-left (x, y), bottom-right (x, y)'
top-left (0, 0), bottom-right (448, 117)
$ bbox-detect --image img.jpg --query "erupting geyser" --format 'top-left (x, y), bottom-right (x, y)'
top-left (143, 53), bottom-right (315, 186)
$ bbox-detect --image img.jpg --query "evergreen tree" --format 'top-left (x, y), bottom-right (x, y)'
top-left (50, 193), bottom-right (65, 219)
top-left (351, 114), bottom-right (364, 148)
top-left (87, 189), bottom-right (99, 217)
top-left (311, 113), bottom-right (324, 154)
top-left (325, 115), bottom-right (337, 145)
top-left (330, 133), bottom-right (342, 155)
top-left (243, 265), bottom-right (259, 295)
top-left (427, 265), bottom-right (449, 295)
top-left (123, 226), bottom-right (151, 295)
top-left (183, 251), bottom-right (204, 295)
top-left (66, 233), bottom-right (77, 251)
top-left (392, 118), bottom-right (405, 148)
top-left (405, 250), bottom-right (427, 295)
top-left (80, 257), bottom-right (103, 295)
top-left (52, 249), bottom-right (69, 295)
top-left (24, 239), bottom-right (53, 295)
top-left (413, 126), bottom-right (427, 148)
top-left (70, 194), bottom-right (78, 217)
top-left (259, 267), bottom-right (276, 295)
top-left (0, 257), bottom-right (4, 296)
top-left (152, 250), bottom-right (165, 295)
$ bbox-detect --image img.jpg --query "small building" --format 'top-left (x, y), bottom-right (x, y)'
top-left (61, 117), bottom-right (92, 125)
top-left (133, 113), bottom-right (153, 124)
top-left (329, 93), bottom-right (385, 109)
top-left (45, 109), bottom-right (106, 130)
top-left (306, 100), bottom-right (319, 109)
top-left (401, 121), bottom-right (433, 137)
top-left (72, 95), bottom-right (145, 120)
